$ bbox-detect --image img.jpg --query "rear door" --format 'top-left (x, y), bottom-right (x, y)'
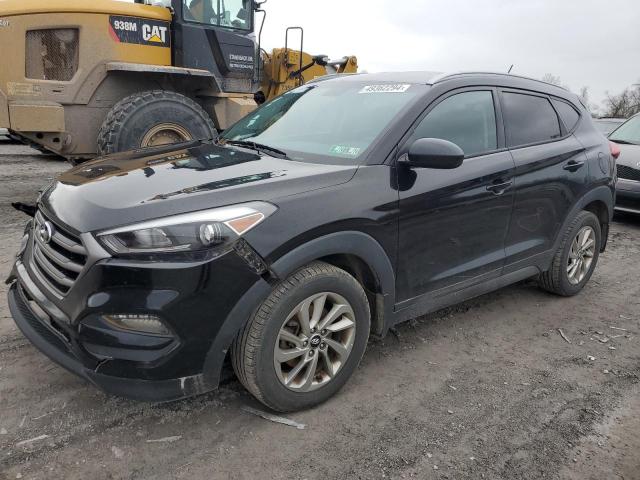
top-left (500, 90), bottom-right (588, 270)
top-left (396, 88), bottom-right (516, 303)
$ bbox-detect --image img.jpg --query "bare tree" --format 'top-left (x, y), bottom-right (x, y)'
top-left (542, 73), bottom-right (562, 86)
top-left (601, 85), bottom-right (640, 118)
top-left (541, 73), bottom-right (571, 91)
top-left (578, 86), bottom-right (589, 105)
top-left (577, 86), bottom-right (599, 116)
top-left (541, 75), bottom-right (599, 115)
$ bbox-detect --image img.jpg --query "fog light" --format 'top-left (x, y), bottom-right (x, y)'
top-left (102, 314), bottom-right (171, 336)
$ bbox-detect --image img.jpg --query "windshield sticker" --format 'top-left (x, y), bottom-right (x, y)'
top-left (330, 145), bottom-right (362, 157)
top-left (359, 84), bottom-right (411, 94)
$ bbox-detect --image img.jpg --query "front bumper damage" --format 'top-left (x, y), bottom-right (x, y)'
top-left (6, 212), bottom-right (269, 402)
top-left (8, 261), bottom-right (211, 402)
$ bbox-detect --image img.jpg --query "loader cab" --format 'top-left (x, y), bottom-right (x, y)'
top-left (171, 0), bottom-right (259, 94)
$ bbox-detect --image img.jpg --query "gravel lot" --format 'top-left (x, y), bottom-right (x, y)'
top-left (1, 140), bottom-right (639, 480)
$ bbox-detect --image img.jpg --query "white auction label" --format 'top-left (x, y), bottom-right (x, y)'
top-left (359, 84), bottom-right (411, 94)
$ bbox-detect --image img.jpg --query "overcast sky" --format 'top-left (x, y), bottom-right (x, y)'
top-left (259, 0), bottom-right (640, 111)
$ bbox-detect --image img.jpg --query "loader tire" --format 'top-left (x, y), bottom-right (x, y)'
top-left (97, 90), bottom-right (217, 155)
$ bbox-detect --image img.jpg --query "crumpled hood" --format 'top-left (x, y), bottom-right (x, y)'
top-left (41, 141), bottom-right (357, 232)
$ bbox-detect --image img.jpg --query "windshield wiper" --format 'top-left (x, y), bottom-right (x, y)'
top-left (223, 140), bottom-right (290, 159)
top-left (610, 139), bottom-right (638, 145)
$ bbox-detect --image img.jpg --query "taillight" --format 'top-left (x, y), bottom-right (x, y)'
top-left (609, 141), bottom-right (621, 160)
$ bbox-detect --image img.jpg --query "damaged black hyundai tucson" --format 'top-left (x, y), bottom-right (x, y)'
top-left (7, 72), bottom-right (615, 412)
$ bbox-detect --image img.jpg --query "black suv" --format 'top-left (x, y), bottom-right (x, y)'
top-left (7, 72), bottom-right (615, 412)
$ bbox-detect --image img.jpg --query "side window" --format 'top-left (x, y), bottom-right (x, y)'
top-left (552, 98), bottom-right (580, 132)
top-left (220, 0), bottom-right (251, 29)
top-left (411, 91), bottom-right (497, 157)
top-left (183, 0), bottom-right (216, 24)
top-left (184, 0), bottom-right (251, 30)
top-left (502, 92), bottom-right (561, 147)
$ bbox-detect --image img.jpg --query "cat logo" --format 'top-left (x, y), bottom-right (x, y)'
top-left (142, 24), bottom-right (168, 44)
top-left (109, 16), bottom-right (170, 47)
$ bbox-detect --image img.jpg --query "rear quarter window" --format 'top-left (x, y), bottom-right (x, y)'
top-left (502, 92), bottom-right (561, 147)
top-left (551, 99), bottom-right (581, 132)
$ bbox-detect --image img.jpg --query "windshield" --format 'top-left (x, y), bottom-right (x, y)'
top-left (183, 0), bottom-right (252, 30)
top-left (221, 81), bottom-right (423, 163)
top-left (609, 115), bottom-right (640, 145)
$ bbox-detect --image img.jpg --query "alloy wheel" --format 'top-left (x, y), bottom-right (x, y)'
top-left (567, 225), bottom-right (596, 285)
top-left (274, 292), bottom-right (356, 392)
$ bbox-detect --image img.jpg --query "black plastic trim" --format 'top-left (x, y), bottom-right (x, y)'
top-left (9, 283), bottom-right (214, 402)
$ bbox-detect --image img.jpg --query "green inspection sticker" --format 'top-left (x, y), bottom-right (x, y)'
top-left (330, 145), bottom-right (362, 157)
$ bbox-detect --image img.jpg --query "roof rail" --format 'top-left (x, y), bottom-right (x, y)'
top-left (433, 71), bottom-right (570, 91)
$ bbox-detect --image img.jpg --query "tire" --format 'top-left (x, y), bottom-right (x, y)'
top-left (232, 261), bottom-right (371, 412)
top-left (538, 210), bottom-right (601, 296)
top-left (97, 90), bottom-right (217, 155)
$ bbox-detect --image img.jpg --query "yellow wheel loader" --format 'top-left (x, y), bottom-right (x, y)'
top-left (0, 0), bottom-right (357, 161)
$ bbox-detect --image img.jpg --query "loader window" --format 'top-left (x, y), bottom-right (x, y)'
top-left (222, 81), bottom-right (423, 164)
top-left (184, 0), bottom-right (251, 30)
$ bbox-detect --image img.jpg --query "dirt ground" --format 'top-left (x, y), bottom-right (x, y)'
top-left (0, 140), bottom-right (639, 480)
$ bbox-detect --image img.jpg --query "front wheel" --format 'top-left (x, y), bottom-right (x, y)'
top-left (539, 210), bottom-right (601, 296)
top-left (232, 262), bottom-right (371, 412)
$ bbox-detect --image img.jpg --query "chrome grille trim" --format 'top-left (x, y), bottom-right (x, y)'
top-left (32, 246), bottom-right (75, 288)
top-left (33, 229), bottom-right (84, 272)
top-left (31, 211), bottom-right (87, 296)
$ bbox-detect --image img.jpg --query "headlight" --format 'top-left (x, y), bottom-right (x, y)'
top-left (97, 202), bottom-right (276, 255)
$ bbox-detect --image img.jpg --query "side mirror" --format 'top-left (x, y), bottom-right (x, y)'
top-left (404, 138), bottom-right (464, 169)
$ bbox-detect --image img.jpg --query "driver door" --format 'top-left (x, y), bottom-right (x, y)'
top-left (396, 88), bottom-right (516, 304)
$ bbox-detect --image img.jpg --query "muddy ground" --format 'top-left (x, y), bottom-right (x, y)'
top-left (0, 140), bottom-right (638, 480)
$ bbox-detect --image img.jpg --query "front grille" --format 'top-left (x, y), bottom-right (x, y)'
top-left (31, 211), bottom-right (87, 296)
top-left (26, 29), bottom-right (79, 81)
top-left (617, 164), bottom-right (640, 182)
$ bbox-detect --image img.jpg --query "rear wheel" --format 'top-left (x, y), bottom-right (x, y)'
top-left (232, 262), bottom-right (370, 412)
top-left (539, 210), bottom-right (601, 296)
top-left (97, 90), bottom-right (216, 155)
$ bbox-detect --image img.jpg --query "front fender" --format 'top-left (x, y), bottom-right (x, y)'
top-left (269, 231), bottom-right (397, 335)
top-left (201, 231), bottom-right (398, 386)
top-left (270, 231), bottom-right (395, 298)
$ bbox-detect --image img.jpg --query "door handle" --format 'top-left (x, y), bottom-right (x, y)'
top-left (563, 160), bottom-right (585, 172)
top-left (486, 179), bottom-right (513, 195)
